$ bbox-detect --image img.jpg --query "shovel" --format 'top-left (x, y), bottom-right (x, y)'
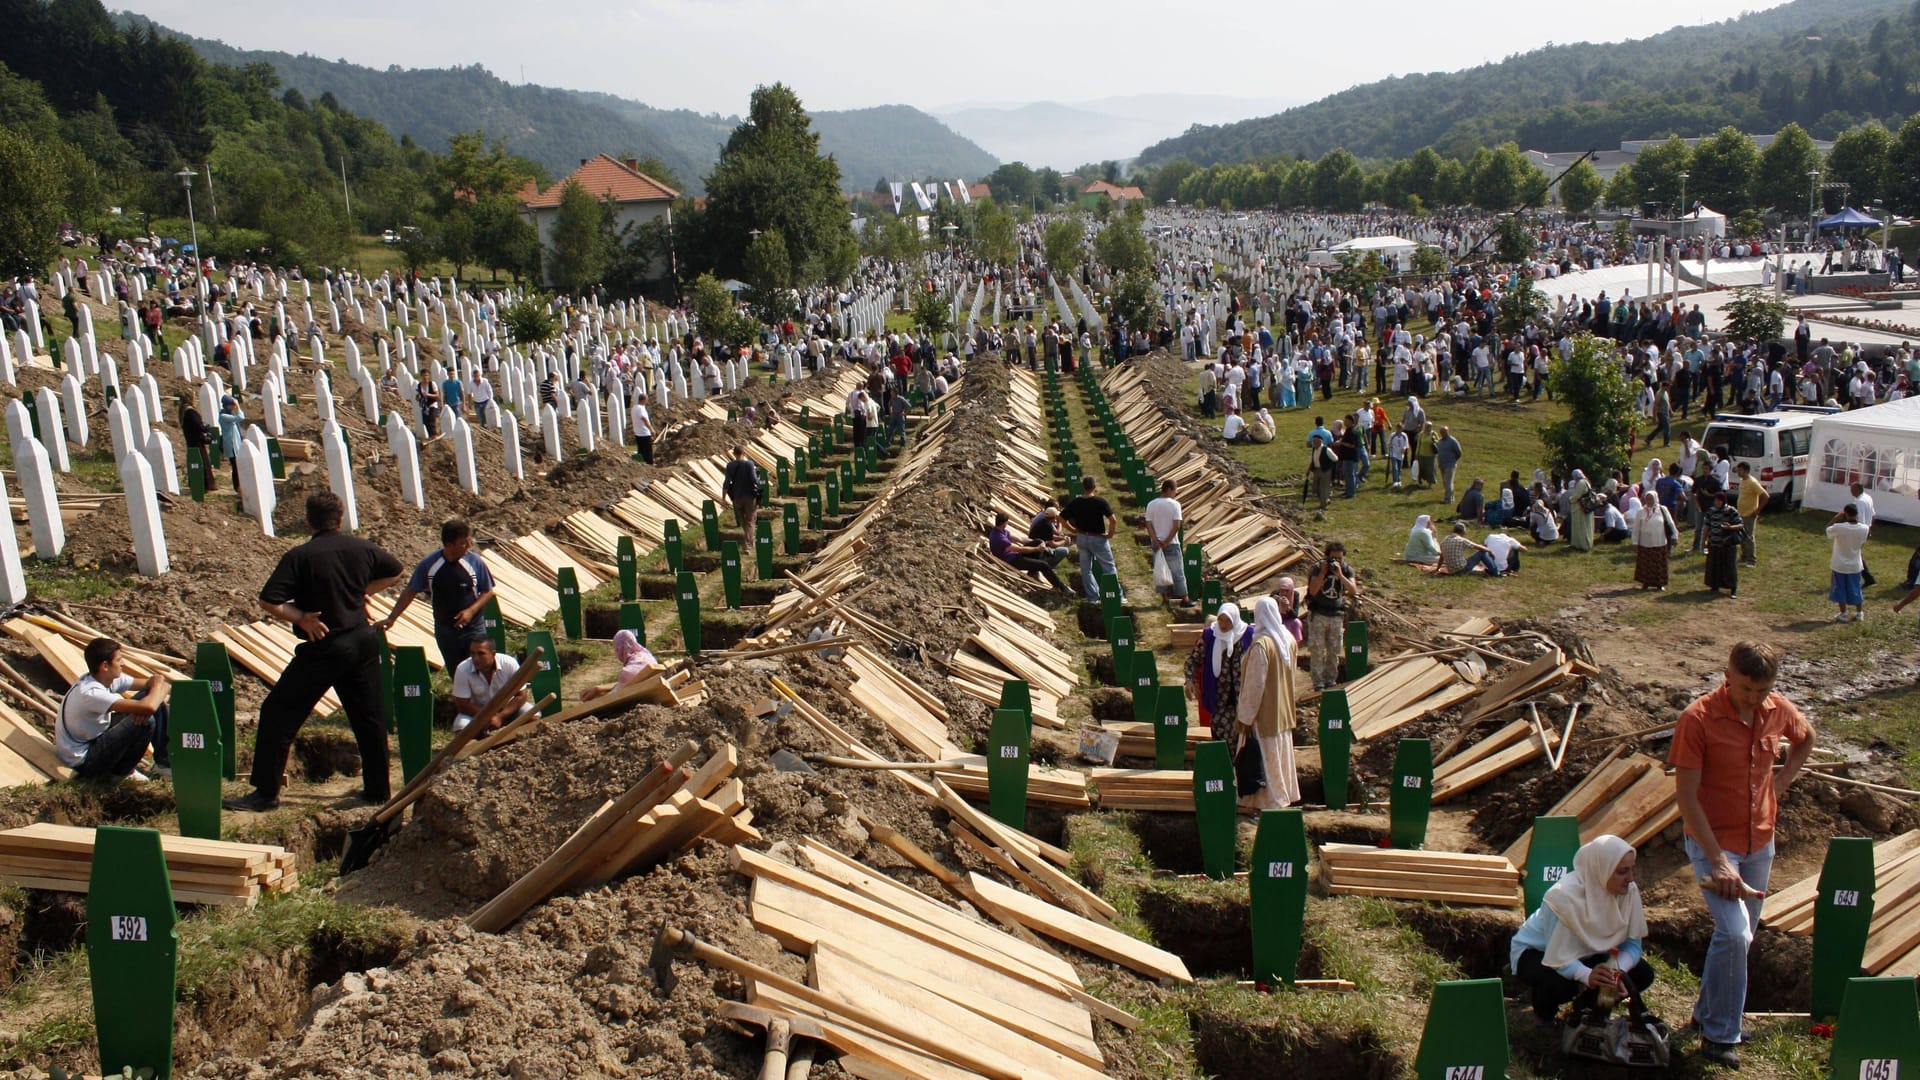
top-left (340, 647), bottom-right (546, 873)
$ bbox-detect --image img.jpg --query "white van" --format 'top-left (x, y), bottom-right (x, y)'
top-left (1700, 405), bottom-right (1839, 508)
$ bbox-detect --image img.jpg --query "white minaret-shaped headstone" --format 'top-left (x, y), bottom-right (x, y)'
top-left (320, 420), bottom-right (359, 531)
top-left (33, 388), bottom-right (69, 472)
top-left (0, 470), bottom-right (26, 604)
top-left (385, 413), bottom-right (424, 510)
top-left (450, 414), bottom-right (478, 494)
top-left (105, 398), bottom-right (136, 465)
top-left (314, 370), bottom-right (335, 425)
top-left (6, 402), bottom-right (63, 557)
top-left (120, 452), bottom-right (168, 576)
top-left (359, 369), bottom-right (381, 425)
top-left (140, 374), bottom-right (163, 428)
top-left (606, 390), bottom-right (626, 449)
top-left (502, 412), bottom-right (523, 481)
top-left (236, 429), bottom-right (275, 537)
top-left (576, 395), bottom-right (597, 454)
top-left (344, 336), bottom-right (361, 378)
top-left (142, 429), bottom-right (179, 497)
top-left (540, 403), bottom-right (562, 462)
top-left (0, 330), bottom-right (14, 384)
top-left (24, 301), bottom-right (43, 351)
top-left (125, 386), bottom-right (151, 447)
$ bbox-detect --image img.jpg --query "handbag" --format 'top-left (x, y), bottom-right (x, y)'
top-left (1560, 968), bottom-right (1671, 1068)
top-left (1232, 733), bottom-right (1266, 797)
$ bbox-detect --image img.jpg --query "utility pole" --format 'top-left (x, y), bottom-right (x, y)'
top-left (202, 163), bottom-right (219, 231)
top-left (340, 156), bottom-right (353, 228)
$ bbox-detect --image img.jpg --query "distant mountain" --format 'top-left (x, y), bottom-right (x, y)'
top-left (937, 94), bottom-right (1297, 169)
top-left (133, 18), bottom-right (998, 193)
top-left (1137, 0), bottom-right (1920, 166)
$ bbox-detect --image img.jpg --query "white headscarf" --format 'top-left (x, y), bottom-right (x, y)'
top-left (1409, 514), bottom-right (1433, 541)
top-left (1641, 459), bottom-right (1663, 490)
top-left (1251, 596), bottom-right (1293, 665)
top-left (1542, 834), bottom-right (1647, 969)
top-left (1210, 602), bottom-right (1245, 676)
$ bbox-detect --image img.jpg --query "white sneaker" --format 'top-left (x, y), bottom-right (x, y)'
top-left (127, 769), bottom-right (150, 782)
top-left (1835, 612), bottom-right (1852, 622)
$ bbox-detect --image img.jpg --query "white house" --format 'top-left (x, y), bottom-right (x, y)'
top-left (520, 154), bottom-right (678, 285)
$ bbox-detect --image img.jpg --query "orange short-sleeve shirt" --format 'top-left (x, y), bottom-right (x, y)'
top-left (1668, 682), bottom-right (1813, 855)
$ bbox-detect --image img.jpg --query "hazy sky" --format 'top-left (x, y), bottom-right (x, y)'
top-left (128, 0), bottom-right (1773, 116)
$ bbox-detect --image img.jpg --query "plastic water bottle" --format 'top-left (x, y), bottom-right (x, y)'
top-left (1595, 948), bottom-right (1623, 1010)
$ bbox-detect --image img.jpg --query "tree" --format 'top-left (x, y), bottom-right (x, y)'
top-left (396, 226), bottom-right (437, 276)
top-left (1631, 135), bottom-right (1693, 214)
top-left (1892, 114), bottom-right (1920, 214)
top-left (1496, 275), bottom-right (1545, 334)
top-left (499, 297), bottom-right (559, 349)
top-left (1308, 149), bottom-right (1364, 211)
top-left (1469, 143), bottom-right (1546, 212)
top-left (742, 227), bottom-right (796, 323)
top-left (985, 161), bottom-right (1037, 208)
top-left (1541, 334), bottom-right (1639, 481)
top-left (1413, 244), bottom-right (1448, 276)
top-left (1753, 123), bottom-right (1823, 218)
top-left (1329, 251), bottom-right (1387, 298)
top-left (973, 201), bottom-right (1017, 267)
top-left (1603, 164), bottom-right (1640, 211)
top-left (1094, 217), bottom-right (1150, 277)
top-left (1109, 270), bottom-right (1159, 333)
top-left (1494, 217), bottom-right (1537, 264)
top-left (1043, 217), bottom-right (1083, 275)
top-left (688, 272), bottom-right (754, 346)
top-left (1827, 121), bottom-right (1893, 210)
top-left (1558, 158), bottom-right (1603, 216)
top-left (911, 286), bottom-right (952, 341)
top-left (1687, 127), bottom-right (1760, 214)
top-left (546, 180), bottom-right (608, 296)
top-left (1147, 159), bottom-right (1197, 206)
top-left (0, 128), bottom-right (62, 278)
top-left (701, 84), bottom-right (855, 286)
top-left (1720, 286), bottom-right (1790, 344)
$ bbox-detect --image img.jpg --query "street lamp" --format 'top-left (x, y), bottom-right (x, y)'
top-left (1808, 168), bottom-right (1821, 245)
top-left (1678, 171), bottom-right (1689, 218)
top-left (176, 167), bottom-right (201, 303)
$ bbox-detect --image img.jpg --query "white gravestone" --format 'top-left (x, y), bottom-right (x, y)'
top-left (320, 421), bottom-right (360, 531)
top-left (6, 402), bottom-right (63, 557)
top-left (33, 388), bottom-right (69, 472)
top-left (142, 429), bottom-right (180, 497)
top-left (386, 413), bottom-right (425, 511)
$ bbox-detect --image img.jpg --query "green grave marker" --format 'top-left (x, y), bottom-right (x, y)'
top-left (1250, 808), bottom-right (1310, 987)
top-left (664, 519), bottom-right (685, 573)
top-left (987, 708), bottom-right (1029, 830)
top-left (1832, 977), bottom-right (1920, 1080)
top-left (523, 629), bottom-right (562, 716)
top-left (616, 535), bottom-right (637, 601)
top-left (265, 437), bottom-right (285, 480)
top-left (185, 449), bottom-right (205, 501)
top-left (806, 484), bottom-right (823, 529)
top-left (721, 540), bottom-right (743, 610)
top-left (701, 499), bottom-right (721, 551)
top-left (556, 566), bottom-right (584, 640)
top-left (852, 450), bottom-right (866, 483)
top-left (839, 461), bottom-right (855, 501)
top-left (1130, 651), bottom-right (1159, 726)
top-left (1200, 578), bottom-right (1223, 614)
top-left (1413, 978), bottom-right (1509, 1080)
top-left (1193, 740), bottom-right (1238, 880)
top-left (88, 827), bottom-right (178, 1080)
top-left (192, 641), bottom-right (237, 780)
top-left (675, 570), bottom-right (702, 654)
top-left (793, 447), bottom-right (807, 484)
top-left (1524, 816), bottom-right (1582, 916)
top-left (1815, 836), bottom-right (1880, 1022)
top-left (755, 519), bottom-right (774, 580)
top-left (1319, 689), bottom-right (1352, 809)
top-left (1344, 619), bottom-right (1371, 680)
top-left (167, 680), bottom-right (222, 841)
top-left (998, 681), bottom-right (1033, 731)
top-left (776, 457), bottom-right (791, 496)
top-left (1154, 685), bottom-right (1188, 770)
top-left (392, 646), bottom-right (433, 784)
top-left (825, 474), bottom-right (840, 517)
top-left (481, 596), bottom-right (506, 653)
top-left (807, 435), bottom-right (820, 470)
top-left (1183, 543), bottom-right (1204, 595)
top-left (783, 502), bottom-right (801, 554)
top-left (1389, 738), bottom-right (1434, 850)
top-left (618, 602), bottom-right (647, 642)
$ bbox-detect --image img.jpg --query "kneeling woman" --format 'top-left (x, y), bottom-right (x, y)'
top-left (1510, 835), bottom-right (1654, 1024)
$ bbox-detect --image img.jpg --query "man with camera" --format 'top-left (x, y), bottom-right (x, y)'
top-left (1304, 542), bottom-right (1359, 691)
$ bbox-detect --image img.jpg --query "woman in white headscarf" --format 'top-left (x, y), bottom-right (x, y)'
top-left (1183, 601), bottom-right (1252, 735)
top-left (1233, 598), bottom-right (1300, 809)
top-left (1247, 407), bottom-right (1276, 444)
top-left (1403, 513), bottom-right (1440, 565)
top-left (1566, 469), bottom-right (1595, 551)
top-left (1509, 835), bottom-right (1652, 1023)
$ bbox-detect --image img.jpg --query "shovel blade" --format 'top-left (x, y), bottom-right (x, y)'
top-left (338, 818), bottom-right (392, 875)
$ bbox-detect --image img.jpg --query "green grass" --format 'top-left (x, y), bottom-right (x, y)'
top-left (22, 558), bottom-right (134, 604)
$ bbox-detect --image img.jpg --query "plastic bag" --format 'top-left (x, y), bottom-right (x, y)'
top-left (1152, 548), bottom-right (1174, 591)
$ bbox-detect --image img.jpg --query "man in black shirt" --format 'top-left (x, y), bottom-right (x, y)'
top-left (1060, 476), bottom-right (1121, 603)
top-left (720, 444), bottom-right (761, 551)
top-left (226, 492), bottom-right (405, 812)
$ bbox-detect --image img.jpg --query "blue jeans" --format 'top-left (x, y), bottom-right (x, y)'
top-left (1388, 455), bottom-right (1403, 487)
top-left (1153, 544), bottom-right (1188, 599)
top-left (1684, 836), bottom-right (1774, 1045)
top-left (1460, 549), bottom-right (1499, 575)
top-left (1076, 534), bottom-right (1119, 602)
top-left (1341, 461), bottom-right (1358, 498)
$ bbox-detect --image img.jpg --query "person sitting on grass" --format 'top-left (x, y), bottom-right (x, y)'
top-left (1439, 521), bottom-right (1503, 576)
top-left (1510, 834), bottom-right (1652, 1027)
top-left (1455, 478), bottom-right (1487, 523)
top-left (1486, 526), bottom-right (1528, 575)
top-left (580, 630), bottom-right (661, 703)
top-left (1527, 491), bottom-right (1561, 544)
top-left (1403, 514), bottom-right (1441, 566)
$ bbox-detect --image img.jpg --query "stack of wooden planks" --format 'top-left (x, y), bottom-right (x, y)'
top-left (1763, 831), bottom-right (1920, 976)
top-left (1503, 750), bottom-right (1681, 868)
top-left (733, 839), bottom-right (1115, 1080)
top-left (497, 532), bottom-right (614, 593)
top-left (935, 781), bottom-right (1127, 931)
top-left (0, 823), bottom-right (298, 907)
top-left (1109, 720), bottom-right (1207, 762)
top-left (1091, 768), bottom-right (1195, 812)
top-left (1342, 618), bottom-right (1499, 741)
top-left (0, 699), bottom-right (68, 785)
top-left (211, 621), bottom-right (343, 714)
top-left (1432, 717), bottom-right (1563, 802)
top-left (1320, 843), bottom-right (1523, 908)
top-left (949, 618), bottom-right (1077, 720)
top-left (1456, 643), bottom-right (1573, 725)
top-left (467, 742), bottom-right (756, 932)
top-left (935, 757), bottom-right (1091, 808)
top-left (3, 613), bottom-right (189, 684)
top-left (840, 645), bottom-right (964, 761)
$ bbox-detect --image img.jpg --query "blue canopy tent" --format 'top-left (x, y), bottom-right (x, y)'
top-left (1818, 206), bottom-right (1883, 230)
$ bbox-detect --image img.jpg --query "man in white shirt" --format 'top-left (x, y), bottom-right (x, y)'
top-left (1143, 479), bottom-right (1188, 601)
top-left (1827, 503), bottom-right (1872, 622)
top-left (57, 638), bottom-right (173, 779)
top-left (1853, 481), bottom-right (1877, 586)
top-left (468, 372), bottom-right (496, 427)
top-left (1484, 528), bottom-right (1528, 576)
top-left (629, 398), bottom-right (654, 464)
top-left (451, 637), bottom-right (525, 732)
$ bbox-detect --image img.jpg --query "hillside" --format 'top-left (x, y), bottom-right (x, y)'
top-left (136, 18), bottom-right (997, 192)
top-left (1139, 0), bottom-right (1920, 165)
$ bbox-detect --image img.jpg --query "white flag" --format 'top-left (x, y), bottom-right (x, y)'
top-left (909, 182), bottom-right (934, 212)
top-left (956, 179), bottom-right (971, 204)
top-left (889, 181), bottom-right (903, 216)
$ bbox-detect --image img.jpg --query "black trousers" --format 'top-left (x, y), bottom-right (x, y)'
top-left (633, 433), bottom-right (654, 464)
top-left (250, 625), bottom-right (390, 801)
top-left (74, 702), bottom-right (169, 779)
top-left (1516, 948), bottom-right (1655, 1021)
top-left (1003, 553), bottom-right (1067, 592)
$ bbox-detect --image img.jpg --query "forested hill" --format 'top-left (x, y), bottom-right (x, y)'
top-left (1140, 0), bottom-right (1920, 165)
top-left (134, 18), bottom-right (998, 192)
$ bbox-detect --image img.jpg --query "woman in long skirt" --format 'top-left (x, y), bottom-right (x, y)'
top-left (1233, 597), bottom-right (1301, 809)
top-left (1702, 491), bottom-right (1743, 597)
top-left (1629, 493), bottom-right (1673, 591)
top-left (1183, 602), bottom-right (1252, 735)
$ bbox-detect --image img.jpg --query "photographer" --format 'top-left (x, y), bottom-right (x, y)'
top-left (1305, 542), bottom-right (1359, 691)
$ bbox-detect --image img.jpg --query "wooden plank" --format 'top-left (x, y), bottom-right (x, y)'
top-left (1324, 882), bottom-right (1521, 908)
top-left (936, 783), bottom-right (1117, 923)
top-left (967, 872), bottom-right (1193, 983)
top-left (749, 984), bottom-right (992, 1080)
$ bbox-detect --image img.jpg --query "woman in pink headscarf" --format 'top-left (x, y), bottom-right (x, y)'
top-left (581, 629), bottom-right (661, 702)
top-left (1270, 577), bottom-right (1306, 644)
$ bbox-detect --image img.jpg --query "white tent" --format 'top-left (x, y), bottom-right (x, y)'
top-left (1806, 397), bottom-right (1920, 526)
top-left (1680, 205), bottom-right (1727, 239)
top-left (1308, 235), bottom-right (1418, 267)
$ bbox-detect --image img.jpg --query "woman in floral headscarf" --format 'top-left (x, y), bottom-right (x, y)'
top-left (1183, 601), bottom-right (1253, 735)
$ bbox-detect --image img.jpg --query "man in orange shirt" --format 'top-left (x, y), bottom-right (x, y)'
top-left (1669, 640), bottom-right (1815, 1068)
